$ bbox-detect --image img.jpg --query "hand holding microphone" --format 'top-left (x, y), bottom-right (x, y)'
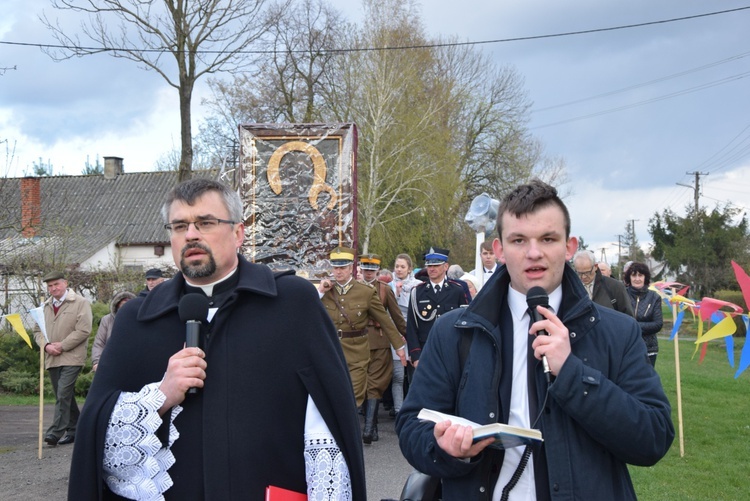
top-left (179, 294), bottom-right (210, 395)
top-left (526, 286), bottom-right (572, 384)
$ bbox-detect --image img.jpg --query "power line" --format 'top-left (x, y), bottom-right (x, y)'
top-left (532, 71), bottom-right (750, 129)
top-left (533, 51), bottom-right (750, 113)
top-left (1, 5), bottom-right (749, 55)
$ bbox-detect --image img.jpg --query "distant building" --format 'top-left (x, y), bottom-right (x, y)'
top-left (0, 158), bottom-right (190, 320)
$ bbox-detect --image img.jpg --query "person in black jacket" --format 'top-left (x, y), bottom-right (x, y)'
top-left (68, 178), bottom-right (366, 500)
top-left (405, 247), bottom-right (469, 367)
top-left (624, 262), bottom-right (664, 366)
top-left (573, 250), bottom-right (634, 316)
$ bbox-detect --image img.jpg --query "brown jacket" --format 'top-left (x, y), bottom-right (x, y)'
top-left (321, 281), bottom-right (404, 364)
top-left (33, 289), bottom-right (93, 369)
top-left (364, 280), bottom-right (406, 350)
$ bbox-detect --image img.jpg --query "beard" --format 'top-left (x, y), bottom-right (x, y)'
top-left (180, 243), bottom-right (217, 279)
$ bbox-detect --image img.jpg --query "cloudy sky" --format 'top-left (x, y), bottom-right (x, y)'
top-left (2, 0), bottom-right (749, 262)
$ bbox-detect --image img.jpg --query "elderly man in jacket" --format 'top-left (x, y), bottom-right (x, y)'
top-left (396, 180), bottom-right (673, 500)
top-left (572, 250), bottom-right (633, 316)
top-left (33, 271), bottom-right (93, 446)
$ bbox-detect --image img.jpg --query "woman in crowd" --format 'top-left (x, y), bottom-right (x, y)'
top-left (624, 262), bottom-right (663, 367)
top-left (459, 273), bottom-right (482, 300)
top-left (389, 254), bottom-right (422, 416)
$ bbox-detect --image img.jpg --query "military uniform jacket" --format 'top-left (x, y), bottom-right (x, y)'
top-left (406, 279), bottom-right (468, 362)
top-left (321, 281), bottom-right (404, 363)
top-left (362, 280), bottom-right (407, 350)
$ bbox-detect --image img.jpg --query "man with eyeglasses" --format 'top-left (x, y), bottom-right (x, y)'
top-left (69, 178), bottom-right (366, 500)
top-left (572, 250), bottom-right (633, 316)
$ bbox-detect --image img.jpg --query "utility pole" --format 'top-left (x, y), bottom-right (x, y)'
top-left (598, 247), bottom-right (607, 263)
top-left (676, 171), bottom-right (708, 213)
top-left (627, 219), bottom-right (639, 260)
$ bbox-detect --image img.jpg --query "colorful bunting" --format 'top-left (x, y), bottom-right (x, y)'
top-left (2, 313), bottom-right (33, 349)
top-left (656, 265), bottom-right (749, 378)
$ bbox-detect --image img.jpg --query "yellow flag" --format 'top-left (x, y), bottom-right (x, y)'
top-left (3, 313), bottom-right (33, 349)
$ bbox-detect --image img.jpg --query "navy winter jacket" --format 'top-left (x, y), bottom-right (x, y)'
top-left (396, 264), bottom-right (674, 500)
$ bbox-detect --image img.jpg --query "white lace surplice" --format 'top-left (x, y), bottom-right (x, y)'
top-left (103, 387), bottom-right (350, 501)
top-left (304, 396), bottom-right (351, 500)
top-left (103, 383), bottom-right (180, 501)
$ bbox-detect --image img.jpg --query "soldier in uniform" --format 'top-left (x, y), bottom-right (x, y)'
top-left (318, 248), bottom-right (407, 431)
top-left (406, 247), bottom-right (469, 368)
top-left (359, 253), bottom-right (407, 443)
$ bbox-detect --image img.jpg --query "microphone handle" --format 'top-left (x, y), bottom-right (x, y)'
top-left (529, 307), bottom-right (552, 383)
top-left (186, 320), bottom-right (201, 394)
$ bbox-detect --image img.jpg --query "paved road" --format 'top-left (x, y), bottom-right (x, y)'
top-left (363, 408), bottom-right (414, 500)
top-left (0, 404), bottom-right (416, 500)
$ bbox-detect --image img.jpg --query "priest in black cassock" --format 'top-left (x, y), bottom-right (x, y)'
top-left (69, 178), bottom-right (366, 500)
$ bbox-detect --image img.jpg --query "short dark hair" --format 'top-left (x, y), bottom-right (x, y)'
top-left (479, 241), bottom-right (493, 252)
top-left (624, 262), bottom-right (651, 286)
top-left (161, 178), bottom-right (243, 224)
top-left (496, 179), bottom-right (570, 239)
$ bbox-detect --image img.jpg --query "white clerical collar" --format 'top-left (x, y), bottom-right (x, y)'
top-left (507, 284), bottom-right (563, 322)
top-left (185, 267), bottom-right (238, 297)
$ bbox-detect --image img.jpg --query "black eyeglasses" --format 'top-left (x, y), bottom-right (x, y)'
top-left (164, 218), bottom-right (237, 234)
top-left (576, 266), bottom-right (596, 278)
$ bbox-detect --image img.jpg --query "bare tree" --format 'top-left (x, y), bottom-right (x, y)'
top-left (197, 0), bottom-right (565, 264)
top-left (329, 0), bottom-right (455, 255)
top-left (41, 0), bottom-right (278, 181)
top-left (197, 0), bottom-right (346, 162)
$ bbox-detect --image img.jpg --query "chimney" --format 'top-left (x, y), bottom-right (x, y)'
top-left (21, 177), bottom-right (41, 238)
top-left (103, 156), bottom-right (124, 179)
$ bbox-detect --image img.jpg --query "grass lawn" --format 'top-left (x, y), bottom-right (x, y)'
top-left (0, 393), bottom-right (56, 405)
top-left (629, 335), bottom-right (749, 500)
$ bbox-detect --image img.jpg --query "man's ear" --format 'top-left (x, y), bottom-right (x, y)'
top-left (492, 238), bottom-right (505, 264)
top-left (565, 236), bottom-right (579, 261)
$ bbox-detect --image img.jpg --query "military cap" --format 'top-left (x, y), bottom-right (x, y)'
top-left (42, 271), bottom-right (66, 283)
top-left (329, 247), bottom-right (356, 267)
top-left (424, 247), bottom-right (450, 266)
top-left (359, 254), bottom-right (382, 271)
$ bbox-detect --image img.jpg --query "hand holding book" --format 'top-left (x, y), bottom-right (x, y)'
top-left (418, 408), bottom-right (543, 450)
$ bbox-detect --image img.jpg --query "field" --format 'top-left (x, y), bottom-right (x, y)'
top-left (630, 335), bottom-right (749, 500)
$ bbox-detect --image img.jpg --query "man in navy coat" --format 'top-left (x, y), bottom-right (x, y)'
top-left (405, 247), bottom-right (468, 367)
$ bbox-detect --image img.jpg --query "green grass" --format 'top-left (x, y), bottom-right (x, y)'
top-left (0, 393), bottom-right (55, 405)
top-left (629, 336), bottom-right (749, 500)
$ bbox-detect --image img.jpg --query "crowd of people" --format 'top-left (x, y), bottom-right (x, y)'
top-left (27, 177), bottom-right (673, 500)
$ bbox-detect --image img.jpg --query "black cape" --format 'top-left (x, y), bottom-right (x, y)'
top-left (69, 256), bottom-right (366, 500)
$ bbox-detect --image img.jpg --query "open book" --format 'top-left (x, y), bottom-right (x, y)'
top-left (418, 408), bottom-right (543, 450)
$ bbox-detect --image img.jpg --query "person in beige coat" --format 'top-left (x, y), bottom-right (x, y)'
top-left (32, 271), bottom-right (93, 446)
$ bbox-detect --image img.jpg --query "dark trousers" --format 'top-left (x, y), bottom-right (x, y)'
top-left (48, 366), bottom-right (81, 437)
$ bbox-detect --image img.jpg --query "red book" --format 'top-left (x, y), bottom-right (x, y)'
top-left (265, 485), bottom-right (307, 501)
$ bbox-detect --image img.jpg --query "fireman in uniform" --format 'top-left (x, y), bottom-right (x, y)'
top-left (406, 247), bottom-right (469, 368)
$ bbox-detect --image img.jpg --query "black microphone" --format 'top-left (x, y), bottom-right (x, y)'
top-left (178, 293), bottom-right (209, 394)
top-left (526, 286), bottom-right (552, 383)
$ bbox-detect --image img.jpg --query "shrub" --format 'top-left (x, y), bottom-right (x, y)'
top-left (0, 369), bottom-right (40, 395)
top-left (76, 370), bottom-right (94, 397)
top-left (713, 289), bottom-right (748, 311)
